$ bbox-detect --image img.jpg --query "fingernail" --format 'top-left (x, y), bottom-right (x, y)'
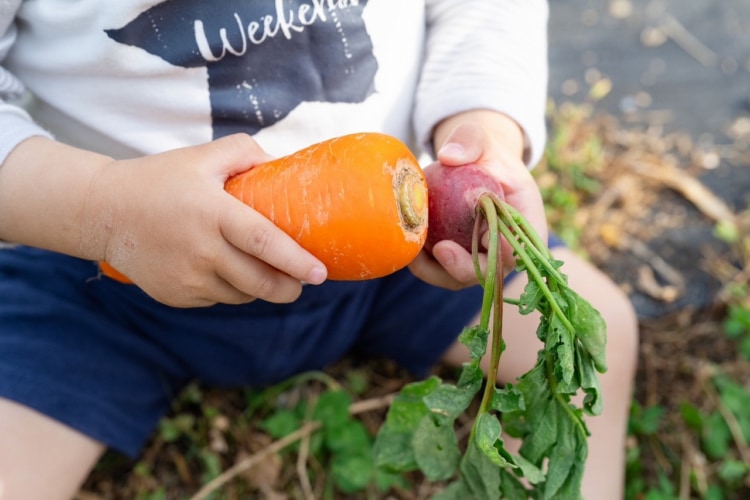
top-left (438, 143), bottom-right (464, 158)
top-left (307, 265), bottom-right (327, 285)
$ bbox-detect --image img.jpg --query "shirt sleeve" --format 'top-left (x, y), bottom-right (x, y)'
top-left (416, 0), bottom-right (549, 167)
top-left (0, 0), bottom-right (52, 166)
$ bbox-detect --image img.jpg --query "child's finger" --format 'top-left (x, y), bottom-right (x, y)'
top-left (436, 122), bottom-right (487, 165)
top-left (218, 198), bottom-right (328, 286)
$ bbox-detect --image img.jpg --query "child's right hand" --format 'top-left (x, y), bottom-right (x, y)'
top-left (0, 134), bottom-right (328, 307)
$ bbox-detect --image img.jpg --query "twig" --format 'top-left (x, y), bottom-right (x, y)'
top-left (189, 393), bottom-right (397, 500)
top-left (628, 238), bottom-right (685, 289)
top-left (170, 446), bottom-right (194, 485)
top-left (296, 426), bottom-right (315, 500)
top-left (649, 434), bottom-right (674, 477)
top-left (349, 392), bottom-right (396, 414)
top-left (678, 439), bottom-right (691, 500)
top-left (711, 387), bottom-right (750, 467)
top-left (699, 365), bottom-right (750, 481)
top-left (660, 14), bottom-right (719, 68)
top-left (637, 265), bottom-right (682, 303)
top-left (627, 158), bottom-right (736, 225)
top-left (297, 399), bottom-right (317, 500)
top-left (190, 421), bottom-right (322, 500)
top-left (678, 433), bottom-right (710, 500)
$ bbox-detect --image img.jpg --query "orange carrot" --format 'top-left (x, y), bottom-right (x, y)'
top-left (100, 132), bottom-right (428, 283)
top-left (99, 261), bottom-right (132, 284)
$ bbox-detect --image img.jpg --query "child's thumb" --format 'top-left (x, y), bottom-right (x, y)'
top-left (436, 122), bottom-right (486, 166)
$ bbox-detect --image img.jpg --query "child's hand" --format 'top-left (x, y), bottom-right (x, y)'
top-left (90, 134), bottom-right (328, 307)
top-left (409, 112), bottom-right (547, 290)
top-left (0, 134), bottom-right (327, 308)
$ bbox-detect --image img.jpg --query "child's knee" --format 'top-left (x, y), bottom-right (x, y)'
top-left (553, 247), bottom-right (640, 378)
top-left (596, 282), bottom-right (639, 383)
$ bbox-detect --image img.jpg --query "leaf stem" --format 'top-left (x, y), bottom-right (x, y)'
top-left (491, 210), bottom-right (577, 336)
top-left (473, 205), bottom-right (494, 332)
top-left (493, 200), bottom-right (567, 285)
top-left (476, 194), bottom-right (504, 416)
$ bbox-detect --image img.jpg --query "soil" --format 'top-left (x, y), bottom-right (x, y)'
top-left (547, 0), bottom-right (750, 318)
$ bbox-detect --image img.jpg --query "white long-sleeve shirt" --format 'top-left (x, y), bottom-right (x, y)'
top-left (0, 0), bottom-right (548, 165)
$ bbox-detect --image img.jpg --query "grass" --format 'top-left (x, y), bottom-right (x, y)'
top-left (78, 97), bottom-right (750, 499)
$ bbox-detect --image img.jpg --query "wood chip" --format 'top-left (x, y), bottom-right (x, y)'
top-left (637, 265), bottom-right (682, 303)
top-left (626, 158), bottom-right (737, 226)
top-left (659, 14), bottom-right (719, 67)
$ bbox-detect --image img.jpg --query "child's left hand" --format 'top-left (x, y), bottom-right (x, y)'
top-left (408, 111), bottom-right (548, 290)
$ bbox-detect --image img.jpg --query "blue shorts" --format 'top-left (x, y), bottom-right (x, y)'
top-left (0, 237), bottom-right (562, 458)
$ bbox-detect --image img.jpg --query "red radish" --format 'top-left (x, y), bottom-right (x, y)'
top-left (422, 162), bottom-right (504, 253)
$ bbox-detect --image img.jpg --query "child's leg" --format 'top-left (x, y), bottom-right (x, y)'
top-left (442, 246), bottom-right (639, 500)
top-left (0, 397), bottom-right (104, 499)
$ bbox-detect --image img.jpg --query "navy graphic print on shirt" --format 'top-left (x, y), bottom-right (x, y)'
top-left (106, 0), bottom-right (377, 139)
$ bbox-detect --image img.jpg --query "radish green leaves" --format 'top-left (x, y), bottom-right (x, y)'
top-left (374, 193), bottom-right (607, 499)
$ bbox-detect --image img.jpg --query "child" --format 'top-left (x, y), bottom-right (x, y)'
top-left (0, 1), bottom-right (638, 498)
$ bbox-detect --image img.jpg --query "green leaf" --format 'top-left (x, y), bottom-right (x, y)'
top-left (372, 376), bottom-right (440, 472)
top-left (717, 459), bottom-right (749, 484)
top-left (430, 480), bottom-right (472, 500)
top-left (345, 369), bottom-right (370, 395)
top-left (723, 305), bottom-right (750, 337)
top-left (517, 364), bottom-right (558, 464)
top-left (331, 450), bottom-right (373, 493)
top-left (423, 363), bottom-right (483, 421)
top-left (260, 409), bottom-right (301, 440)
top-left (724, 317), bottom-right (747, 338)
top-left (500, 469), bottom-right (532, 499)
top-left (542, 311), bottom-right (576, 389)
top-left (374, 467), bottom-right (410, 492)
top-left (325, 419), bottom-right (371, 454)
top-left (555, 319), bottom-right (577, 389)
top-left (701, 411), bottom-right (732, 460)
top-left (413, 414), bottom-right (461, 481)
top-left (739, 335), bottom-right (750, 361)
top-left (157, 414), bottom-right (195, 442)
top-left (563, 288), bottom-right (608, 373)
top-left (715, 374), bottom-right (750, 416)
top-left (137, 488), bottom-right (167, 500)
top-left (500, 407), bottom-right (528, 440)
top-left (199, 449), bottom-right (223, 483)
top-left (576, 346), bottom-right (603, 416)
top-left (519, 279), bottom-right (544, 315)
top-left (544, 403), bottom-right (586, 499)
top-left (458, 325), bottom-right (490, 360)
top-left (629, 402), bottom-right (664, 436)
top-left (457, 359), bottom-right (486, 392)
top-left (704, 484), bottom-right (725, 500)
top-left (510, 453), bottom-right (545, 486)
top-left (312, 390), bottom-right (352, 429)
top-left (460, 437), bottom-right (502, 499)
top-left (412, 363), bottom-right (483, 481)
top-left (714, 375), bottom-right (750, 443)
top-left (491, 384), bottom-right (525, 413)
top-left (474, 413), bottom-right (513, 468)
top-left (679, 401), bottom-right (703, 430)
top-left (157, 419), bottom-right (182, 443)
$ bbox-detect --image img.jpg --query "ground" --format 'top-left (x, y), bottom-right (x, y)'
top-left (77, 1), bottom-right (750, 499)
